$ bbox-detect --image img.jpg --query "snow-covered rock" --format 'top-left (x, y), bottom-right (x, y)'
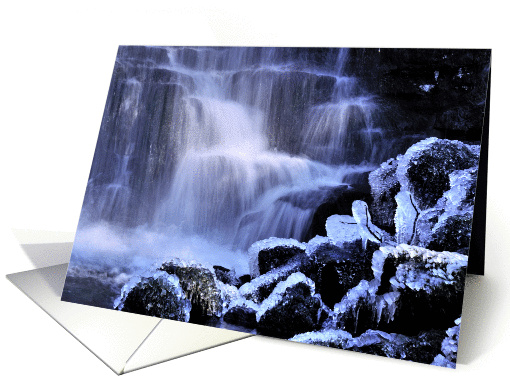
top-left (114, 270), bottom-right (192, 321)
top-left (290, 327), bottom-right (445, 365)
top-left (368, 157), bottom-right (401, 233)
top-left (248, 237), bottom-right (306, 277)
top-left (431, 318), bottom-right (461, 369)
top-left (256, 272), bottom-right (325, 338)
top-left (159, 259), bottom-right (224, 320)
top-left (239, 257), bottom-right (307, 303)
top-left (396, 137), bottom-right (479, 210)
top-left (332, 245), bottom-right (467, 336)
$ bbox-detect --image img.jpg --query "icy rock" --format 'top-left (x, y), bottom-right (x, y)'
top-left (376, 245), bottom-right (467, 335)
top-left (159, 259), bottom-right (224, 321)
top-left (325, 215), bottom-right (361, 246)
top-left (290, 328), bottom-right (353, 348)
top-left (428, 213), bottom-right (473, 254)
top-left (290, 328), bottom-right (444, 365)
top-left (248, 237), bottom-right (306, 277)
top-left (333, 279), bottom-right (397, 335)
top-left (440, 167), bottom-right (478, 216)
top-left (239, 257), bottom-right (309, 303)
top-left (213, 265), bottom-right (240, 287)
top-left (114, 271), bottom-right (192, 321)
top-left (306, 185), bottom-right (372, 240)
top-left (431, 354), bottom-right (455, 369)
top-left (431, 318), bottom-right (460, 368)
top-left (333, 244), bottom-right (467, 336)
top-left (258, 245), bottom-right (306, 276)
top-left (256, 273), bottom-right (325, 338)
top-left (424, 166), bottom-right (478, 252)
top-left (368, 157), bottom-right (401, 233)
top-left (223, 298), bottom-right (259, 328)
top-left (310, 240), bottom-right (375, 309)
top-left (403, 166), bottom-right (478, 251)
top-left (306, 235), bottom-right (335, 257)
top-left (396, 137), bottom-right (479, 210)
top-left (349, 329), bottom-right (444, 364)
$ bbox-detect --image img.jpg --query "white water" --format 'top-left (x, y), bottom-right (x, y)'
top-left (75, 47), bottom-right (386, 273)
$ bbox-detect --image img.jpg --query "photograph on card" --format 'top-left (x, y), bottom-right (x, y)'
top-left (62, 46), bottom-right (491, 368)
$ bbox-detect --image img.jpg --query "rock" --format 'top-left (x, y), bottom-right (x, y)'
top-left (369, 157), bottom-right (400, 234)
top-left (114, 271), bottom-right (191, 321)
top-left (403, 164), bottom-right (478, 251)
top-left (431, 318), bottom-right (461, 368)
top-left (258, 245), bottom-right (306, 275)
top-left (159, 260), bottom-right (223, 323)
top-left (334, 245), bottom-right (467, 336)
top-left (223, 306), bottom-right (258, 329)
top-left (345, 48), bottom-right (490, 139)
top-left (308, 240), bottom-right (374, 309)
top-left (213, 265), bottom-right (240, 287)
top-left (256, 273), bottom-right (324, 338)
top-left (290, 328), bottom-right (444, 365)
top-left (396, 138), bottom-right (479, 210)
top-left (240, 254), bottom-right (313, 304)
top-left (428, 213), bottom-right (473, 254)
top-left (248, 237), bottom-right (307, 277)
top-left (305, 185), bottom-right (371, 240)
top-left (348, 330), bottom-right (444, 364)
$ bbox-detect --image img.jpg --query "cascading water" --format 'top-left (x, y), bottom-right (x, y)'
top-left (78, 46), bottom-right (410, 267)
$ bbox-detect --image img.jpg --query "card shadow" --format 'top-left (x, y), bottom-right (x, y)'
top-left (457, 274), bottom-right (494, 365)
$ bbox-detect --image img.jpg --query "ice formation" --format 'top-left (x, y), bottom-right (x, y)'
top-left (325, 215), bottom-right (360, 246)
top-left (305, 235), bottom-right (336, 256)
top-left (394, 191), bottom-right (420, 245)
top-left (290, 328), bottom-right (353, 347)
top-left (352, 200), bottom-right (385, 249)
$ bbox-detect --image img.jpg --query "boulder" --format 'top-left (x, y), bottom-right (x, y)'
top-left (248, 238), bottom-right (306, 277)
top-left (307, 240), bottom-right (374, 309)
top-left (334, 245), bottom-right (467, 336)
top-left (256, 273), bottom-right (324, 338)
top-left (159, 260), bottom-right (223, 323)
top-left (239, 254), bottom-right (312, 304)
top-left (213, 265), bottom-right (241, 287)
top-left (114, 271), bottom-right (191, 321)
top-left (368, 157), bottom-right (400, 234)
top-left (258, 245), bottom-right (306, 275)
top-left (396, 138), bottom-right (479, 210)
top-left (223, 305), bottom-right (258, 329)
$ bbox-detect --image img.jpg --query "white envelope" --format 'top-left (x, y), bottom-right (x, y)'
top-left (6, 230), bottom-right (251, 375)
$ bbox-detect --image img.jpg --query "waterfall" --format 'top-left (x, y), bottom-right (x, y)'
top-left (81, 46), bottom-right (400, 254)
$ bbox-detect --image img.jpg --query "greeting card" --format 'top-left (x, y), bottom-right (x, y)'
top-left (61, 46), bottom-right (491, 368)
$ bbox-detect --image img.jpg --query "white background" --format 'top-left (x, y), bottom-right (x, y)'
top-left (1, 1), bottom-right (509, 380)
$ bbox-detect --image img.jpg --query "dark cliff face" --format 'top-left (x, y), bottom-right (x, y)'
top-left (344, 48), bottom-right (490, 140)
